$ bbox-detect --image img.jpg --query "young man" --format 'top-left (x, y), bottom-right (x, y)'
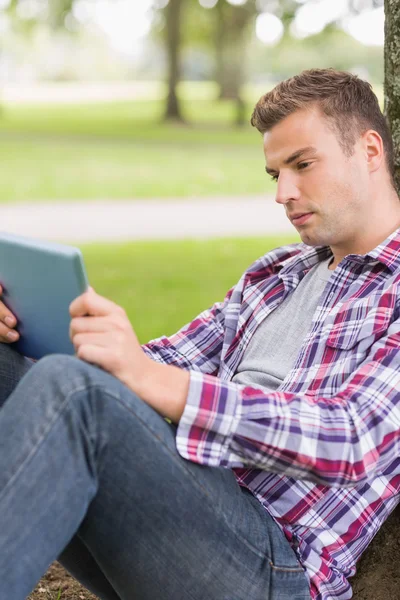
top-left (1, 68), bottom-right (400, 600)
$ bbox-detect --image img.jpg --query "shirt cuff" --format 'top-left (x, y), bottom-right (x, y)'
top-left (176, 370), bottom-right (240, 466)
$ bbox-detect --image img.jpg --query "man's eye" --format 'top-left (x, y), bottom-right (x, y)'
top-left (298, 162), bottom-right (311, 170)
top-left (270, 174), bottom-right (279, 182)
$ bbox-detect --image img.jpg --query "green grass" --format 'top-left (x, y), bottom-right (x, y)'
top-left (80, 234), bottom-right (299, 343)
top-left (0, 136), bottom-right (268, 201)
top-left (0, 82), bottom-right (274, 204)
top-left (0, 80), bottom-right (383, 205)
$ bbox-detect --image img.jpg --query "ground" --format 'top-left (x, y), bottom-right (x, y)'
top-left (28, 563), bottom-right (97, 600)
top-left (350, 503), bottom-right (400, 600)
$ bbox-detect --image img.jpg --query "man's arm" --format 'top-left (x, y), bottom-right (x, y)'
top-left (141, 290), bottom-right (233, 373)
top-left (174, 318), bottom-right (400, 488)
top-left (68, 287), bottom-right (232, 422)
top-left (69, 288), bottom-right (400, 487)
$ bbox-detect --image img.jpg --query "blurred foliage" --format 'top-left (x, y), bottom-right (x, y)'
top-left (0, 0), bottom-right (386, 123)
top-left (249, 24), bottom-right (383, 81)
top-left (0, 0), bottom-right (383, 85)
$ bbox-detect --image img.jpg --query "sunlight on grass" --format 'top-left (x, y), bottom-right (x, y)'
top-left (0, 80), bottom-right (381, 204)
top-left (0, 82), bottom-right (275, 203)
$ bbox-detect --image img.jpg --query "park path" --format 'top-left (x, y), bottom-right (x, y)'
top-left (0, 195), bottom-right (295, 243)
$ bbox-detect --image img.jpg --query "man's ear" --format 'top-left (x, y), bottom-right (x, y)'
top-left (362, 130), bottom-right (384, 174)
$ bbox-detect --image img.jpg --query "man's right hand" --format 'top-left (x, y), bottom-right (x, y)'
top-left (0, 284), bottom-right (19, 344)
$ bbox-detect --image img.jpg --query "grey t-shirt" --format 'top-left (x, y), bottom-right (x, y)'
top-left (232, 257), bottom-right (333, 392)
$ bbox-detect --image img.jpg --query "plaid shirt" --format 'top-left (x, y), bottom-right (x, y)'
top-left (143, 227), bottom-right (400, 600)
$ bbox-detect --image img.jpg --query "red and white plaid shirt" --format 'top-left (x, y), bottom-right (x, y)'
top-left (144, 228), bottom-right (400, 600)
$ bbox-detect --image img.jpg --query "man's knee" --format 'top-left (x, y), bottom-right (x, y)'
top-left (29, 354), bottom-right (101, 397)
top-left (0, 349), bottom-right (89, 403)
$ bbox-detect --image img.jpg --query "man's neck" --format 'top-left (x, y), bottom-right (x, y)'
top-left (329, 213), bottom-right (400, 270)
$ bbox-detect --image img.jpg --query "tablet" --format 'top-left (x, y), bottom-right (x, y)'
top-left (0, 232), bottom-right (89, 360)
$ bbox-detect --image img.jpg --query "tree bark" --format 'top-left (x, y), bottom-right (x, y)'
top-left (214, 1), bottom-right (254, 126)
top-left (384, 0), bottom-right (400, 191)
top-left (345, 7), bottom-right (400, 598)
top-left (164, 0), bottom-right (184, 122)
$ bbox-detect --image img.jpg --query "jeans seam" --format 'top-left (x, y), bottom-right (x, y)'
top-left (268, 560), bottom-right (304, 572)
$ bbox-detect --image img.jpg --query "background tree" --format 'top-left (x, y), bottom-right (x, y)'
top-left (214, 0), bottom-right (256, 125)
top-left (164, 0), bottom-right (185, 121)
top-left (384, 0), bottom-right (400, 191)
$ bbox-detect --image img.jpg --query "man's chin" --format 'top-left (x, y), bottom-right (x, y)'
top-left (298, 231), bottom-right (328, 247)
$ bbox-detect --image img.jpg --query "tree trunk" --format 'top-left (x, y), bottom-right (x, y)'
top-left (216, 2), bottom-right (245, 101)
top-left (164, 0), bottom-right (184, 122)
top-left (346, 7), bottom-right (400, 599)
top-left (214, 2), bottom-right (253, 126)
top-left (384, 0), bottom-right (400, 191)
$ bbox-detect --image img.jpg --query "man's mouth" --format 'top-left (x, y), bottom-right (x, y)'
top-left (289, 213), bottom-right (313, 226)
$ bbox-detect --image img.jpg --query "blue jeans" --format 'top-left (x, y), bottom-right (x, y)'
top-left (0, 344), bottom-right (311, 600)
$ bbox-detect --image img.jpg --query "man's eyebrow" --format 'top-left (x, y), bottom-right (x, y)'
top-left (284, 146), bottom-right (318, 165)
top-left (265, 146), bottom-right (318, 174)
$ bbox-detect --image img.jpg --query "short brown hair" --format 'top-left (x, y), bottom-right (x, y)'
top-left (251, 68), bottom-right (395, 181)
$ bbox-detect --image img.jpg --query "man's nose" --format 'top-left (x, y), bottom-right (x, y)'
top-left (275, 172), bottom-right (300, 205)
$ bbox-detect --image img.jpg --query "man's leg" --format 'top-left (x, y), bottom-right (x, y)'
top-left (0, 346), bottom-right (310, 600)
top-left (0, 344), bottom-right (121, 600)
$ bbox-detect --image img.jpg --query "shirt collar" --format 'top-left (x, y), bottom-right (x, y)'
top-left (364, 227), bottom-right (400, 273)
top-left (280, 227), bottom-right (400, 276)
top-left (279, 244), bottom-right (332, 277)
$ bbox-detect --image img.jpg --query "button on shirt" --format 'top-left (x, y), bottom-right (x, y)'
top-left (143, 228), bottom-right (400, 600)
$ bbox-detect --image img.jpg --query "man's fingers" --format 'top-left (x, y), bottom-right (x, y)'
top-left (69, 316), bottom-right (114, 340)
top-left (69, 288), bottom-right (123, 319)
top-left (0, 285), bottom-right (19, 343)
top-left (75, 343), bottom-right (107, 368)
top-left (72, 332), bottom-right (111, 349)
top-left (0, 325), bottom-right (19, 343)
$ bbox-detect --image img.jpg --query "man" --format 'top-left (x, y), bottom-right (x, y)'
top-left (1, 68), bottom-right (400, 600)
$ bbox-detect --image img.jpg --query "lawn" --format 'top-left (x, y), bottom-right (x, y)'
top-left (0, 82), bottom-right (275, 204)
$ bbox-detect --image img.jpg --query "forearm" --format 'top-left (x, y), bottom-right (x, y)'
top-left (133, 359), bottom-right (190, 423)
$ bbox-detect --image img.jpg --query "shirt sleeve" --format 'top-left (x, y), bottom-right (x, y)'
top-left (142, 287), bottom-right (233, 375)
top-left (176, 318), bottom-right (400, 488)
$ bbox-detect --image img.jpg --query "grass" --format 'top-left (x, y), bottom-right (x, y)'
top-left (80, 234), bottom-right (299, 343)
top-left (0, 82), bottom-right (274, 204)
top-left (0, 80), bottom-right (383, 205)
top-left (0, 135), bottom-right (268, 202)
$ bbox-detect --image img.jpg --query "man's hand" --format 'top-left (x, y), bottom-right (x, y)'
top-left (69, 286), bottom-right (148, 390)
top-left (69, 287), bottom-right (189, 422)
top-left (0, 284), bottom-right (19, 344)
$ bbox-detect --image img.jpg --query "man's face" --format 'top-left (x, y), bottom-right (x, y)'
top-left (263, 107), bottom-right (369, 251)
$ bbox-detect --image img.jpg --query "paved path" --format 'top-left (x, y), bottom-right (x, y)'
top-left (0, 196), bottom-right (295, 243)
